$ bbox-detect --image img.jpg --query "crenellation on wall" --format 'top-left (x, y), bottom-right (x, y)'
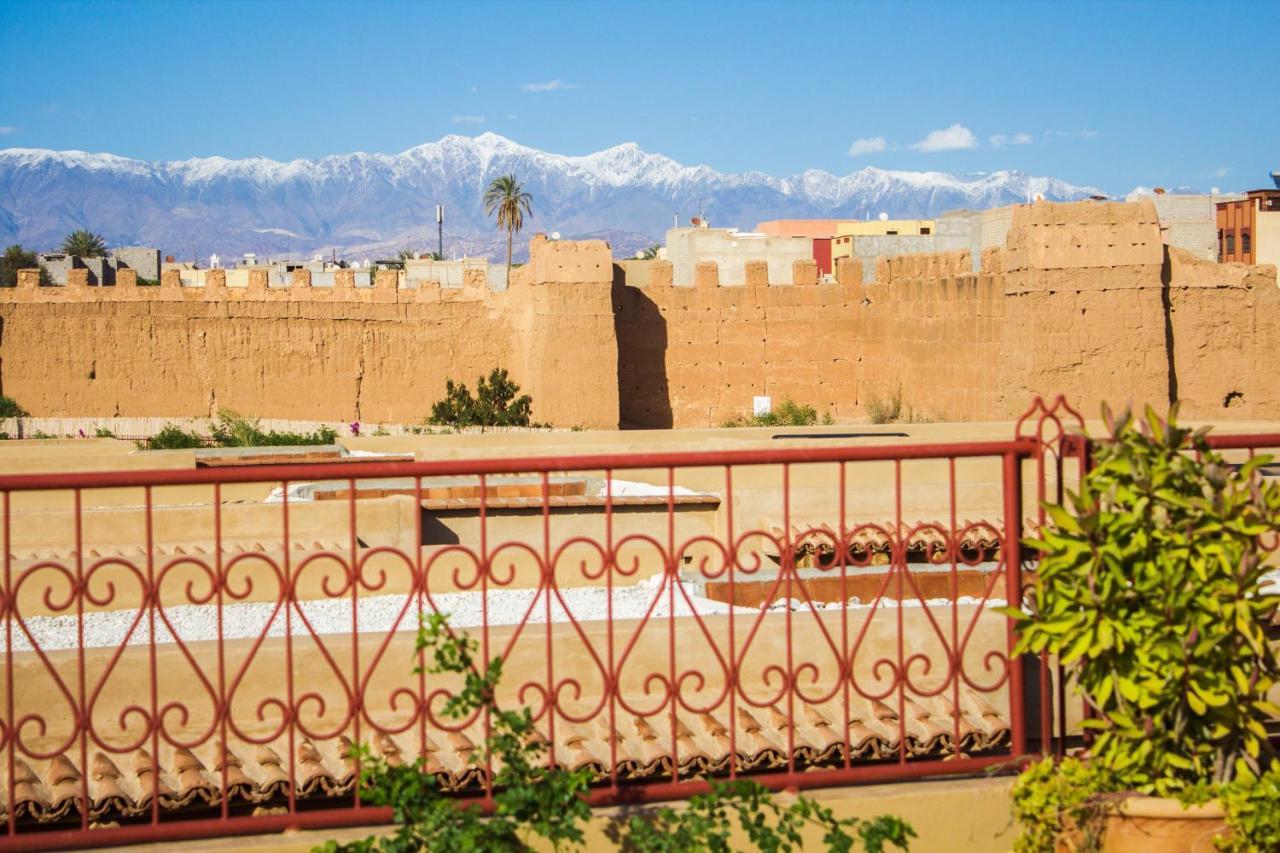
top-left (3, 202), bottom-right (1278, 430)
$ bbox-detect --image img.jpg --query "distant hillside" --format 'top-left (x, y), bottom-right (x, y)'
top-left (0, 133), bottom-right (1104, 262)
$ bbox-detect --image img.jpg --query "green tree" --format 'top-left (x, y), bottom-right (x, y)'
top-left (0, 245), bottom-right (50, 287)
top-left (429, 368), bottom-right (535, 431)
top-left (483, 174), bottom-right (533, 282)
top-left (60, 229), bottom-right (107, 258)
top-left (639, 244), bottom-right (661, 260)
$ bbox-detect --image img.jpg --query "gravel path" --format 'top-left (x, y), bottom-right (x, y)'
top-left (0, 575), bottom-right (1005, 653)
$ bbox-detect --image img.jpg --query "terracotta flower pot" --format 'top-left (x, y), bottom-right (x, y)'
top-left (1059, 796), bottom-right (1228, 852)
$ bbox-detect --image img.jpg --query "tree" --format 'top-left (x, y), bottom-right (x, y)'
top-left (428, 368), bottom-right (534, 431)
top-left (0, 245), bottom-right (50, 287)
top-left (60, 229), bottom-right (107, 258)
top-left (483, 174), bottom-right (532, 281)
top-left (396, 249), bottom-right (416, 265)
top-left (639, 244), bottom-right (661, 260)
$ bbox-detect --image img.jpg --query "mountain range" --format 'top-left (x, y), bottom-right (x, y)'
top-left (0, 133), bottom-right (1109, 262)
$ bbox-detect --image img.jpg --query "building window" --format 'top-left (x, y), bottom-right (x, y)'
top-left (1219, 229), bottom-right (1225, 260)
top-left (886, 230), bottom-right (898, 236)
top-left (920, 227), bottom-right (931, 235)
top-left (1242, 231), bottom-right (1251, 254)
top-left (1226, 233), bottom-right (1236, 255)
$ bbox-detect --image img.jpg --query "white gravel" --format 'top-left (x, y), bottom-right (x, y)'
top-left (0, 574), bottom-right (1007, 654)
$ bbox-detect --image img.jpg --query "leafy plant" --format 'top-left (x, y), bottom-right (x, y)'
top-left (721, 399), bottom-right (834, 428)
top-left (0, 395), bottom-right (27, 418)
top-left (144, 423), bottom-right (206, 450)
top-left (93, 426), bottom-right (115, 438)
top-left (60, 229), bottom-right (107, 258)
top-left (1216, 765), bottom-right (1280, 852)
top-left (1007, 405), bottom-right (1280, 850)
top-left (637, 244), bottom-right (661, 260)
top-left (322, 614), bottom-right (914, 853)
top-left (0, 245), bottom-right (51, 287)
top-left (428, 368), bottom-right (535, 431)
top-left (618, 782), bottom-right (916, 852)
top-left (209, 410), bottom-right (339, 447)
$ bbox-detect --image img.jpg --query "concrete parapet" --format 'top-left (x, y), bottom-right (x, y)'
top-left (526, 233), bottom-right (613, 285)
top-left (16, 269), bottom-right (39, 289)
top-left (694, 261), bottom-right (719, 289)
top-left (744, 260), bottom-right (769, 286)
top-left (792, 259), bottom-right (818, 286)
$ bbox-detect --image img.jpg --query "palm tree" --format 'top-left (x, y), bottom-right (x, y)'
top-left (639, 244), bottom-right (661, 260)
top-left (60, 229), bottom-right (107, 258)
top-left (483, 174), bottom-right (532, 279)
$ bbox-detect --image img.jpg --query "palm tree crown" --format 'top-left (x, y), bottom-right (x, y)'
top-left (60, 230), bottom-right (107, 258)
top-left (483, 174), bottom-right (533, 278)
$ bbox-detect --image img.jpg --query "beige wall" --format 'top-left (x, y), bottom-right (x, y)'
top-left (4, 202), bottom-right (1278, 431)
top-left (0, 237), bottom-right (620, 429)
top-left (1257, 209), bottom-right (1280, 270)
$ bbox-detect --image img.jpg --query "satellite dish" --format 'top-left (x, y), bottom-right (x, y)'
top-left (551, 231), bottom-right (561, 240)
top-left (1034, 192), bottom-right (1046, 202)
top-left (877, 212), bottom-right (889, 222)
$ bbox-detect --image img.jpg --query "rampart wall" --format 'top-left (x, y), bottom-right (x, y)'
top-left (0, 238), bottom-right (619, 428)
top-left (614, 200), bottom-right (1279, 426)
top-left (1, 202), bottom-right (1276, 429)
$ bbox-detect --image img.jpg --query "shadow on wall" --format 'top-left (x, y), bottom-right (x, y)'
top-left (611, 272), bottom-right (672, 429)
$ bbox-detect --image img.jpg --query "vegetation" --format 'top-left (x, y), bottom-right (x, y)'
top-left (320, 613), bottom-right (915, 853)
top-left (142, 412), bottom-right (339, 450)
top-left (59, 229), bottom-right (107, 258)
top-left (483, 174), bottom-right (533, 283)
top-left (864, 386), bottom-right (930, 425)
top-left (0, 395), bottom-right (27, 418)
top-left (143, 423), bottom-right (207, 450)
top-left (721, 399), bottom-right (834, 428)
top-left (428, 368), bottom-right (535, 430)
top-left (93, 426), bottom-right (115, 438)
top-left (638, 244), bottom-right (661, 260)
top-left (209, 410), bottom-right (338, 447)
top-left (0, 244), bottom-right (51, 287)
top-left (135, 276), bottom-right (160, 286)
top-left (1007, 405), bottom-right (1280, 851)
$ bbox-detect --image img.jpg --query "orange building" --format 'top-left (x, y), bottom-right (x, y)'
top-left (1217, 189), bottom-right (1280, 265)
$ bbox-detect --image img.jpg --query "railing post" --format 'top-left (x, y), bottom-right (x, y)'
top-left (1002, 447), bottom-right (1027, 759)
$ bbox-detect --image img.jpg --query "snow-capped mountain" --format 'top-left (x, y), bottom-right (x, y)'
top-left (0, 133), bottom-right (1103, 262)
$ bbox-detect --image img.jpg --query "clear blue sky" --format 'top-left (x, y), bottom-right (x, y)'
top-left (0, 0), bottom-right (1274, 194)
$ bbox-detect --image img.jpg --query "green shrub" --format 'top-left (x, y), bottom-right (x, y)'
top-left (428, 368), bottom-right (535, 430)
top-left (321, 614), bottom-right (914, 853)
top-left (144, 423), bottom-right (206, 450)
top-left (721, 399), bottom-right (833, 428)
top-left (864, 387), bottom-right (931, 425)
top-left (93, 426), bottom-right (115, 438)
top-left (0, 245), bottom-right (51, 287)
top-left (209, 411), bottom-right (338, 447)
top-left (1007, 405), bottom-right (1280, 849)
top-left (0, 395), bottom-right (27, 418)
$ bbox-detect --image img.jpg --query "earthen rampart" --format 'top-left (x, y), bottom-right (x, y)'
top-left (0, 239), bottom-right (620, 428)
top-left (2, 202), bottom-right (1276, 429)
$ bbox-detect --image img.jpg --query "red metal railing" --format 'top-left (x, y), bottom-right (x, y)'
top-left (0, 398), bottom-right (1275, 849)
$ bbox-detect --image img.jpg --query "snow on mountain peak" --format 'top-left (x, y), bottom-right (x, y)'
top-left (0, 134), bottom-right (1104, 259)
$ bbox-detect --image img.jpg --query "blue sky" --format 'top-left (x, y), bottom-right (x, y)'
top-left (0, 0), bottom-right (1274, 194)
